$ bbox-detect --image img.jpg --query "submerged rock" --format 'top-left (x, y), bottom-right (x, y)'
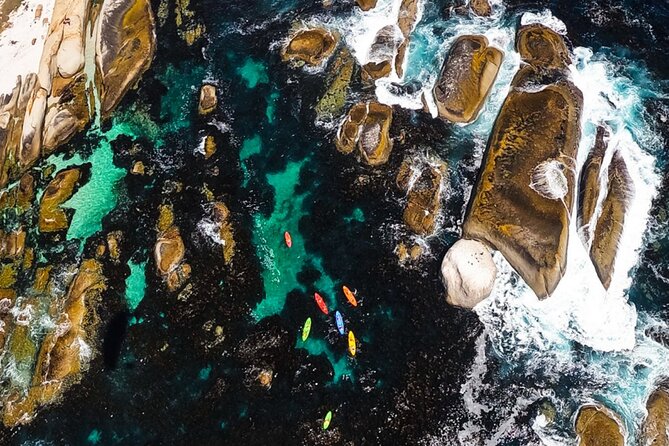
top-left (38, 167), bottom-right (83, 233)
top-left (432, 35), bottom-right (503, 123)
top-left (396, 156), bottom-right (448, 235)
top-left (574, 404), bottom-right (624, 446)
top-left (590, 151), bottom-right (634, 289)
top-left (577, 125), bottom-right (608, 245)
top-left (282, 27), bottom-right (338, 66)
top-left (441, 239), bottom-right (497, 309)
top-left (641, 388), bottom-right (669, 446)
top-left (463, 24), bottom-right (582, 298)
top-left (335, 101), bottom-right (393, 166)
top-left (198, 84), bottom-right (217, 115)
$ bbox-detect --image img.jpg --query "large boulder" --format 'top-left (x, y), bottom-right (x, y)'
top-left (396, 156), bottom-right (447, 235)
top-left (432, 35), bottom-right (503, 123)
top-left (441, 239), bottom-right (497, 309)
top-left (462, 24), bottom-right (582, 298)
top-left (154, 204), bottom-right (190, 291)
top-left (469, 0), bottom-right (492, 16)
top-left (281, 28), bottom-right (338, 66)
top-left (335, 101), bottom-right (393, 166)
top-left (198, 84), bottom-right (217, 115)
top-left (589, 151), bottom-right (634, 289)
top-left (394, 0), bottom-right (420, 77)
top-left (640, 388), bottom-right (669, 446)
top-left (574, 404), bottom-right (624, 446)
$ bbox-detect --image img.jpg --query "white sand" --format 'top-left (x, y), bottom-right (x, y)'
top-left (0, 0), bottom-right (55, 96)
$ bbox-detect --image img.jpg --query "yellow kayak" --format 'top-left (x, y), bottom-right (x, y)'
top-left (302, 317), bottom-right (312, 342)
top-left (348, 330), bottom-right (356, 357)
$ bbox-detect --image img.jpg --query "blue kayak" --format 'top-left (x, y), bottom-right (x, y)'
top-left (335, 311), bottom-right (345, 335)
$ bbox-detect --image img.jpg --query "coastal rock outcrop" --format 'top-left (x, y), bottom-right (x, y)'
top-left (212, 201), bottom-right (235, 265)
top-left (441, 239), bottom-right (497, 309)
top-left (461, 24), bottom-right (582, 298)
top-left (589, 151), bottom-right (634, 289)
top-left (574, 404), bottom-right (624, 446)
top-left (432, 35), bottom-right (503, 123)
top-left (396, 155), bottom-right (447, 235)
top-left (282, 27), bottom-right (338, 66)
top-left (641, 388), bottom-right (669, 446)
top-left (362, 25), bottom-right (401, 81)
top-left (38, 167), bottom-right (83, 233)
top-left (315, 48), bottom-right (355, 121)
top-left (198, 84), bottom-right (217, 115)
top-left (0, 0), bottom-right (156, 189)
top-left (2, 259), bottom-right (106, 426)
top-left (335, 101), bottom-right (393, 166)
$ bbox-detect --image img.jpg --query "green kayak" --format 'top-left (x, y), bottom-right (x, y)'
top-left (322, 410), bottom-right (332, 430)
top-left (301, 317), bottom-right (312, 342)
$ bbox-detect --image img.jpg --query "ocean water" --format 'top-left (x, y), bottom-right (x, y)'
top-left (3, 0), bottom-right (669, 444)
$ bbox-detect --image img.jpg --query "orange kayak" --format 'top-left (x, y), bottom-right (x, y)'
top-left (348, 330), bottom-right (356, 357)
top-left (284, 231), bottom-right (292, 248)
top-left (314, 292), bottom-right (329, 315)
top-left (342, 286), bottom-right (357, 307)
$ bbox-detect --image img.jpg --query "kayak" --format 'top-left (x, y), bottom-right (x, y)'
top-left (342, 285), bottom-right (358, 307)
top-left (314, 292), bottom-right (329, 315)
top-left (302, 317), bottom-right (311, 341)
top-left (348, 330), bottom-right (356, 357)
top-left (335, 311), bottom-right (345, 335)
top-left (284, 231), bottom-right (292, 248)
top-left (322, 410), bottom-right (332, 430)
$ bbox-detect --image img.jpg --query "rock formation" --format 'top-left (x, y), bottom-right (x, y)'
top-left (335, 101), bottom-right (393, 166)
top-left (0, 0), bottom-right (156, 189)
top-left (589, 151), bottom-right (634, 289)
top-left (38, 167), bottom-right (83, 233)
top-left (577, 125), bottom-right (608, 245)
top-left (461, 24), bottom-right (582, 298)
top-left (396, 155), bottom-right (447, 235)
top-left (362, 25), bottom-right (401, 81)
top-left (469, 0), bottom-right (492, 16)
top-left (640, 388), bottom-right (669, 446)
top-left (155, 204), bottom-right (191, 291)
top-left (441, 239), bottom-right (497, 309)
top-left (198, 84), bottom-right (217, 115)
top-left (432, 35), bottom-right (503, 123)
top-left (282, 28), bottom-right (338, 66)
top-left (212, 201), bottom-right (235, 265)
top-left (356, 0), bottom-right (378, 11)
top-left (574, 404), bottom-right (624, 446)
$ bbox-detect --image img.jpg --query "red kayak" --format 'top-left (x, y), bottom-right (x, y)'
top-left (314, 292), bottom-right (329, 315)
top-left (284, 231), bottom-right (292, 248)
